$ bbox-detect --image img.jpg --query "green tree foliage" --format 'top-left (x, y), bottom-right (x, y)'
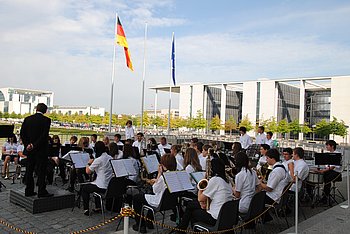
top-left (225, 116), bottom-right (237, 135)
top-left (190, 110), bottom-right (206, 130)
top-left (9, 111), bottom-right (18, 119)
top-left (277, 119), bottom-right (290, 134)
top-left (239, 115), bottom-right (253, 131)
top-left (261, 117), bottom-right (278, 133)
top-left (0, 112), bottom-right (3, 118)
top-left (210, 114), bottom-right (222, 132)
top-left (330, 117), bottom-right (348, 138)
top-left (314, 119), bottom-right (332, 138)
top-left (289, 119), bottom-right (301, 135)
top-left (3, 112), bottom-right (10, 119)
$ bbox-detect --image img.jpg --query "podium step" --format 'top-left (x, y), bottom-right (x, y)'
top-left (10, 185), bottom-right (75, 214)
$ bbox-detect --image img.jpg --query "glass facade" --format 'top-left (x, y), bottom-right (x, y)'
top-left (305, 90), bottom-right (331, 126)
top-left (277, 83), bottom-right (300, 122)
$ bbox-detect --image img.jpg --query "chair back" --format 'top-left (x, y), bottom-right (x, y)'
top-left (243, 191), bottom-right (266, 222)
top-left (216, 199), bottom-right (240, 231)
top-left (275, 184), bottom-right (291, 209)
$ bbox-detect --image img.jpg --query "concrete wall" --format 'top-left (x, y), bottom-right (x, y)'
top-left (259, 80), bottom-right (277, 122)
top-left (242, 81), bottom-right (257, 123)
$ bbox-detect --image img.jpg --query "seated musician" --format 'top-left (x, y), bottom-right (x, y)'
top-left (282, 147), bottom-right (294, 178)
top-left (256, 144), bottom-right (270, 171)
top-left (318, 140), bottom-right (341, 201)
top-left (47, 135), bottom-right (67, 184)
top-left (170, 144), bottom-right (184, 170)
top-left (199, 144), bottom-right (212, 171)
top-left (290, 147), bottom-right (309, 192)
top-left (260, 149), bottom-right (291, 222)
top-left (114, 133), bottom-right (124, 146)
top-left (1, 134), bottom-right (18, 179)
top-left (146, 137), bottom-right (160, 159)
top-left (132, 153), bottom-right (177, 233)
top-left (65, 135), bottom-right (78, 146)
top-left (82, 141), bottom-right (113, 215)
top-left (16, 138), bottom-right (27, 179)
top-left (103, 136), bottom-right (110, 147)
top-left (109, 142), bottom-right (123, 159)
top-left (132, 132), bottom-right (145, 153)
top-left (233, 152), bottom-right (260, 214)
top-left (183, 148), bottom-right (202, 174)
top-left (176, 158), bottom-right (233, 232)
top-left (157, 136), bottom-right (171, 156)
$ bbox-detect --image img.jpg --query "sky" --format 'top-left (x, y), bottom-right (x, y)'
top-left (1, 0), bottom-right (350, 114)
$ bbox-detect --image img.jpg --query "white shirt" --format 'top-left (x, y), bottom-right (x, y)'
top-left (175, 153), bottom-right (184, 170)
top-left (240, 134), bottom-right (252, 149)
top-left (282, 159), bottom-right (293, 172)
top-left (125, 126), bottom-right (135, 140)
top-left (89, 152), bottom-right (113, 189)
top-left (89, 142), bottom-right (95, 148)
top-left (132, 141), bottom-right (142, 152)
top-left (116, 141), bottom-right (124, 146)
top-left (235, 168), bottom-right (260, 213)
top-left (198, 153), bottom-right (207, 171)
top-left (158, 143), bottom-right (171, 156)
top-left (17, 144), bottom-right (25, 161)
top-left (3, 142), bottom-right (18, 155)
top-left (203, 176), bottom-right (233, 219)
top-left (266, 162), bottom-right (291, 203)
top-left (326, 150), bottom-right (342, 173)
top-left (265, 139), bottom-right (274, 148)
top-left (255, 133), bottom-right (266, 145)
top-left (290, 159), bottom-right (309, 192)
top-left (257, 155), bottom-right (267, 170)
top-left (145, 175), bottom-right (167, 208)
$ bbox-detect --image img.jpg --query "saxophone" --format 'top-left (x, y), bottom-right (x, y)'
top-left (197, 149), bottom-right (212, 210)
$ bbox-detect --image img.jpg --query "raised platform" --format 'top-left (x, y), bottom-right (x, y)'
top-left (9, 185), bottom-right (75, 214)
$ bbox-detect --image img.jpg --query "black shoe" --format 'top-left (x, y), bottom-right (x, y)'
top-left (132, 224), bottom-right (147, 233)
top-left (25, 192), bottom-right (37, 197)
top-left (38, 192), bottom-right (54, 198)
top-left (84, 210), bottom-right (89, 216)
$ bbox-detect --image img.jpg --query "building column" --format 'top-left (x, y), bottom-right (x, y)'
top-left (299, 80), bottom-right (305, 141)
top-left (220, 84), bottom-right (227, 135)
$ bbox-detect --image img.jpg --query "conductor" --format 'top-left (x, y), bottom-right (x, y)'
top-left (20, 103), bottom-right (53, 197)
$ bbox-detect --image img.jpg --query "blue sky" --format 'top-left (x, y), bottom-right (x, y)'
top-left (1, 0), bottom-right (350, 114)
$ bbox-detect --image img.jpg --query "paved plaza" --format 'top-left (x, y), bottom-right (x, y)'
top-left (0, 167), bottom-right (350, 234)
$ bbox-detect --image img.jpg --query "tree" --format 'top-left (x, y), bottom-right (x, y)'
top-left (277, 119), bottom-right (290, 138)
top-left (3, 112), bottom-right (10, 119)
top-left (261, 117), bottom-right (278, 133)
top-left (190, 110), bottom-right (206, 131)
top-left (9, 111), bottom-right (18, 119)
top-left (209, 115), bottom-right (222, 133)
top-left (289, 119), bottom-right (301, 135)
top-left (225, 116), bottom-right (237, 135)
top-left (142, 112), bottom-right (151, 127)
top-left (0, 112), bottom-right (2, 118)
top-left (239, 115), bottom-right (253, 131)
top-left (314, 119), bottom-right (332, 138)
top-left (330, 117), bottom-right (348, 138)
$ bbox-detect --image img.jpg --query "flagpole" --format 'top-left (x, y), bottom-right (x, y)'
top-left (167, 32), bottom-right (175, 134)
top-left (140, 23), bottom-right (148, 133)
top-left (109, 13), bottom-right (118, 133)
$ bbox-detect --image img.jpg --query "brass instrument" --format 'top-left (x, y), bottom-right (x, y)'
top-left (254, 162), bottom-right (271, 182)
top-left (197, 149), bottom-right (212, 210)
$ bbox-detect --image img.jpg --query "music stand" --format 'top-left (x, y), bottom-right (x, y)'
top-left (0, 125), bottom-right (14, 191)
top-left (314, 153), bottom-right (342, 166)
top-left (132, 147), bottom-right (140, 160)
top-left (164, 148), bottom-right (171, 154)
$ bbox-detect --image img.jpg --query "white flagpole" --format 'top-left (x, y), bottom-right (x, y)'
top-left (140, 23), bottom-right (148, 133)
top-left (108, 13), bottom-right (118, 133)
top-left (167, 32), bottom-right (174, 134)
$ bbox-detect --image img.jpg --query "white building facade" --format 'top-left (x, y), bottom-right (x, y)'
top-left (0, 87), bottom-right (53, 114)
top-left (51, 106), bottom-right (105, 116)
top-left (150, 76), bottom-right (350, 142)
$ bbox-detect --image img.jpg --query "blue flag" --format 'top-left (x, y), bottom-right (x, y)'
top-left (171, 33), bottom-right (176, 86)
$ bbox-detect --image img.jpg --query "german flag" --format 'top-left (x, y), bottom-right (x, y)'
top-left (116, 17), bottom-right (133, 71)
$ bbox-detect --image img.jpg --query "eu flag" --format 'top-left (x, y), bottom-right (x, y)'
top-left (171, 33), bottom-right (175, 86)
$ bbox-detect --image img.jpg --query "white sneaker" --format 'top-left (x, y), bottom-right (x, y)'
top-left (17, 175), bottom-right (22, 179)
top-left (4, 175), bottom-right (9, 180)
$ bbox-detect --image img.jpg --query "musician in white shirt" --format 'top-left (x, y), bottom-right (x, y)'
top-left (125, 120), bottom-right (135, 140)
top-left (257, 144), bottom-right (270, 171)
top-left (132, 132), bottom-right (144, 153)
top-left (255, 126), bottom-right (266, 145)
top-left (282, 147), bottom-right (294, 178)
top-left (114, 133), bottom-right (124, 146)
top-left (157, 137), bottom-right (171, 156)
top-left (265, 131), bottom-right (274, 148)
top-left (199, 144), bottom-right (213, 171)
top-left (89, 134), bottom-right (97, 148)
top-left (170, 144), bottom-right (184, 170)
top-left (290, 147), bottom-right (309, 192)
top-left (239, 127), bottom-right (252, 150)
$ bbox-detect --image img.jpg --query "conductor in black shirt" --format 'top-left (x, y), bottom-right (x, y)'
top-left (20, 103), bottom-right (53, 197)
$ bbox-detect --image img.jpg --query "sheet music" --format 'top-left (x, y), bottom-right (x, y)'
top-left (190, 171), bottom-right (206, 184)
top-left (142, 154), bottom-right (159, 173)
top-left (70, 152), bottom-right (90, 168)
top-left (123, 159), bottom-right (137, 175)
top-left (110, 160), bottom-right (128, 177)
top-left (163, 172), bottom-right (183, 193)
top-left (177, 171), bottom-right (194, 190)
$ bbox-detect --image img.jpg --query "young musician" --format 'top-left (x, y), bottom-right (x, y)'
top-left (255, 126), bottom-right (266, 145)
top-left (318, 140), bottom-right (342, 200)
top-left (233, 152), bottom-right (260, 214)
top-left (89, 134), bottom-right (97, 148)
top-left (256, 144), bottom-right (270, 171)
top-left (282, 148), bottom-right (294, 178)
top-left (132, 153), bottom-right (177, 233)
top-left (170, 144), bottom-right (184, 170)
top-left (260, 149), bottom-right (291, 222)
top-left (239, 127), bottom-right (252, 150)
top-left (81, 141), bottom-right (113, 215)
top-left (158, 137), bottom-right (171, 156)
top-left (177, 158), bottom-right (233, 232)
top-left (183, 148), bottom-right (202, 174)
top-left (199, 144), bottom-right (212, 171)
top-left (125, 120), bottom-right (135, 140)
top-left (290, 147), bottom-right (309, 192)
top-left (2, 134), bottom-right (18, 179)
top-left (114, 134), bottom-right (124, 146)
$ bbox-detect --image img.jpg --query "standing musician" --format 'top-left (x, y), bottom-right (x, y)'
top-left (260, 149), bottom-right (291, 222)
top-left (81, 141), bottom-right (113, 215)
top-left (176, 158), bottom-right (233, 232)
top-left (132, 154), bottom-right (177, 233)
top-left (233, 152), bottom-right (260, 214)
top-left (318, 140), bottom-right (342, 202)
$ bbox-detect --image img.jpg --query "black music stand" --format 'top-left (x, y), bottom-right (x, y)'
top-left (0, 125), bottom-right (14, 191)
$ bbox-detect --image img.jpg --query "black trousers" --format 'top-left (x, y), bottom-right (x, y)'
top-left (25, 154), bottom-right (47, 195)
top-left (324, 170), bottom-right (341, 195)
top-left (177, 200), bottom-right (216, 232)
top-left (132, 193), bottom-right (155, 227)
top-left (70, 168), bottom-right (88, 188)
top-left (81, 183), bottom-right (106, 210)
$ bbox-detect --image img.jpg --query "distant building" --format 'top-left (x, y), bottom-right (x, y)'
top-left (150, 76), bottom-right (350, 142)
top-left (0, 87), bottom-right (53, 114)
top-left (145, 108), bottom-right (179, 118)
top-left (51, 106), bottom-right (105, 116)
